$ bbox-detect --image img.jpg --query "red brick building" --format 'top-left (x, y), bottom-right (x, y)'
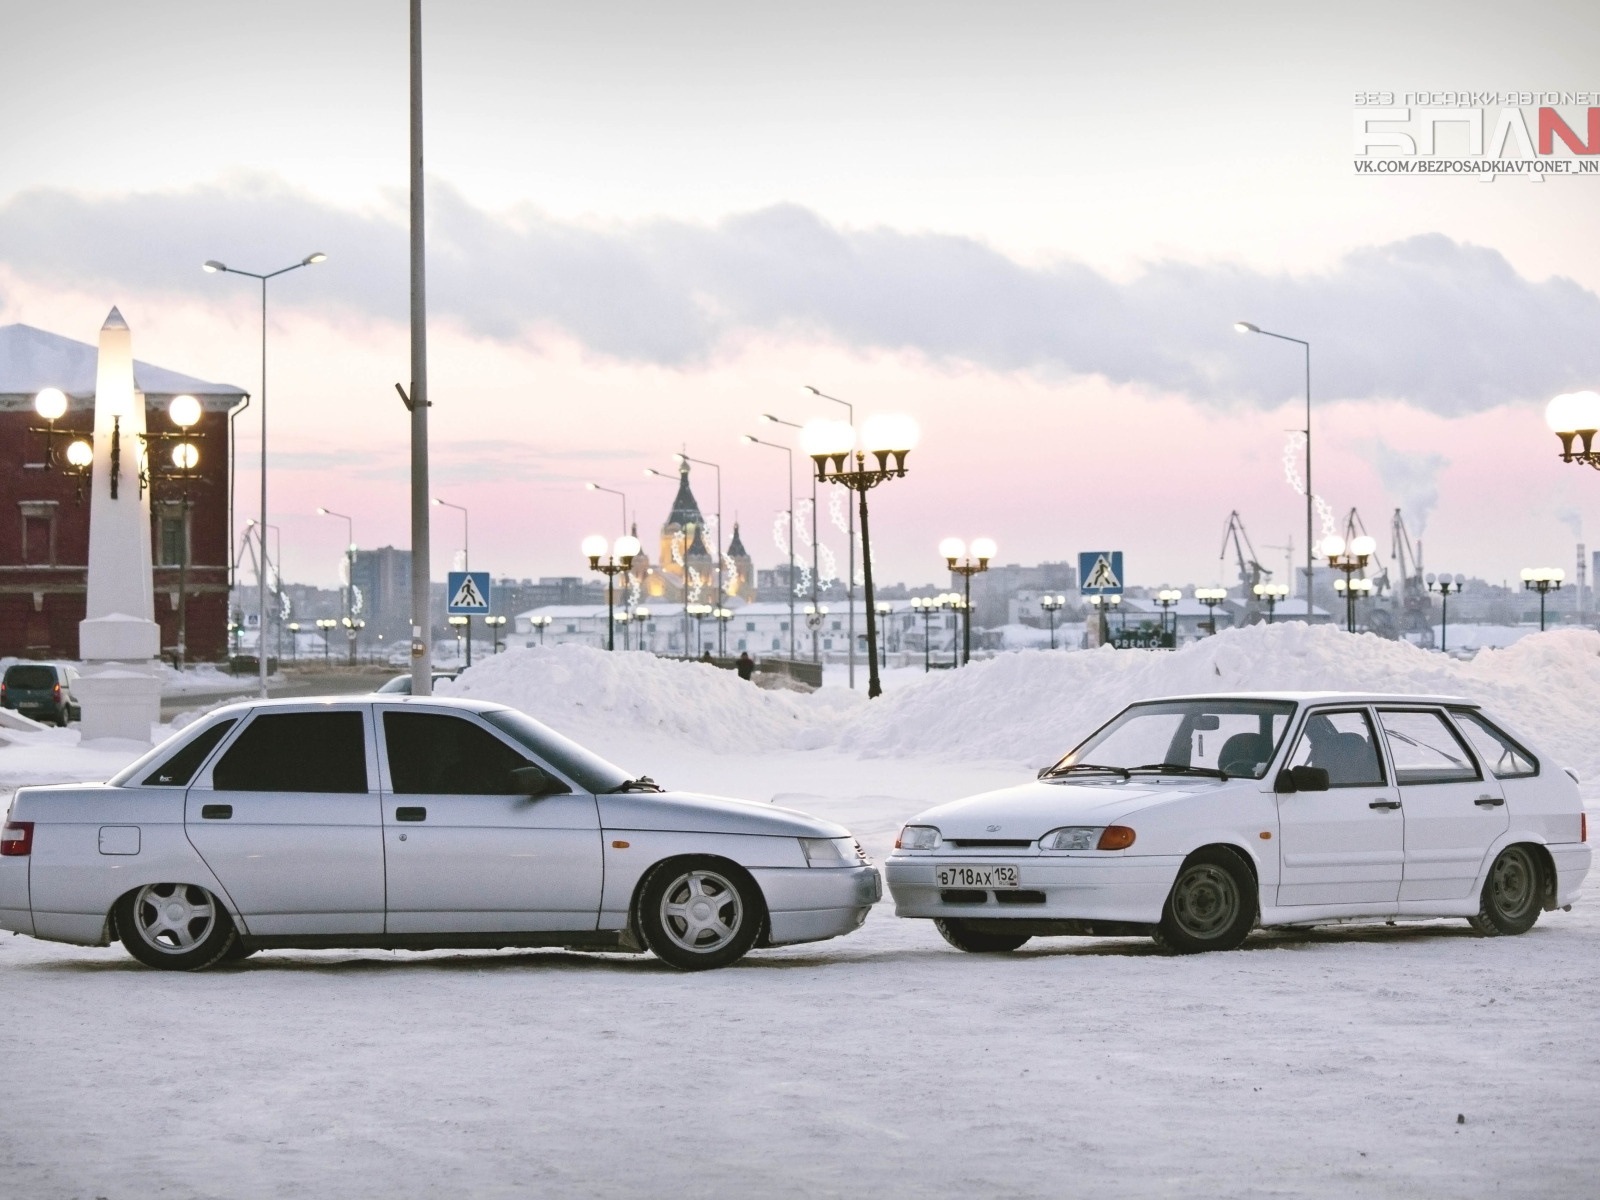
top-left (1, 323), bottom-right (246, 661)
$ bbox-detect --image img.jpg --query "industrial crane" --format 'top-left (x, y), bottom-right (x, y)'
top-left (1390, 508), bottom-right (1434, 647)
top-left (1219, 511), bottom-right (1272, 621)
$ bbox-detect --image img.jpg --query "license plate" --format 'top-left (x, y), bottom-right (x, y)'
top-left (936, 864), bottom-right (1020, 888)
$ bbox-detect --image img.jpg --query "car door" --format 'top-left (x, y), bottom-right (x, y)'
top-left (184, 704), bottom-right (385, 935)
top-left (1275, 707), bottom-right (1403, 908)
top-left (375, 706), bottom-right (604, 934)
top-left (1377, 707), bottom-right (1508, 903)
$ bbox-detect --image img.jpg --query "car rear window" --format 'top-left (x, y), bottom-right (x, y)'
top-left (4, 665), bottom-right (55, 689)
top-left (142, 720), bottom-right (237, 786)
top-left (212, 711), bottom-right (369, 793)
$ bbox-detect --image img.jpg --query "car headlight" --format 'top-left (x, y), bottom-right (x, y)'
top-left (1041, 826), bottom-right (1137, 851)
top-left (895, 824), bottom-right (941, 851)
top-left (800, 836), bottom-right (870, 867)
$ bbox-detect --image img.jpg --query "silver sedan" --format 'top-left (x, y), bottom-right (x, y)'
top-left (0, 697), bottom-right (880, 971)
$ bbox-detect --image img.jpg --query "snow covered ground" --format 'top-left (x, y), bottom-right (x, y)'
top-left (4, 625), bottom-right (1599, 1197)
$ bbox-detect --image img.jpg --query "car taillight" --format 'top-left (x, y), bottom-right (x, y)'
top-left (1, 822), bottom-right (33, 856)
top-left (53, 683), bottom-right (61, 700)
top-left (1583, 813), bottom-right (1588, 843)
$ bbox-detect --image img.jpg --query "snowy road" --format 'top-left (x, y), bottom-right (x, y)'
top-left (4, 746), bottom-right (1597, 1200)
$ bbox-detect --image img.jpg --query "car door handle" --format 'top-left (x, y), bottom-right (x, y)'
top-left (200, 804), bottom-right (233, 820)
top-left (395, 806), bottom-right (427, 822)
top-left (1368, 800), bottom-right (1401, 810)
top-left (1475, 795), bottom-right (1505, 807)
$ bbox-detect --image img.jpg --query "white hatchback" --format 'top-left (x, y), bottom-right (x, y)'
top-left (887, 693), bottom-right (1591, 953)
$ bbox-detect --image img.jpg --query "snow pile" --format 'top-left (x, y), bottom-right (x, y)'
top-left (438, 625), bottom-right (1600, 777)
top-left (437, 645), bottom-right (852, 753)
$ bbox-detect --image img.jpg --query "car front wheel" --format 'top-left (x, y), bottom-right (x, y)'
top-left (935, 919), bottom-right (1031, 953)
top-left (1153, 848), bottom-right (1257, 954)
top-left (637, 858), bottom-right (763, 971)
top-left (1469, 845), bottom-right (1543, 937)
top-left (116, 883), bottom-right (238, 971)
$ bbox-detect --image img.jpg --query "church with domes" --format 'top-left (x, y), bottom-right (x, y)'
top-left (630, 461), bottom-right (756, 607)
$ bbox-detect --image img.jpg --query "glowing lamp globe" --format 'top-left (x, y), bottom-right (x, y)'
top-left (582, 535), bottom-right (609, 559)
top-left (939, 538), bottom-right (966, 561)
top-left (169, 394), bottom-right (202, 428)
top-left (65, 439), bottom-right (93, 468)
top-left (862, 413), bottom-right (919, 453)
top-left (969, 537), bottom-right (997, 562)
top-left (172, 443), bottom-right (199, 470)
top-left (800, 419), bottom-right (854, 457)
top-left (614, 535), bottom-right (641, 560)
top-left (1349, 535), bottom-right (1377, 558)
top-left (1545, 390), bottom-right (1600, 434)
top-left (1319, 535), bottom-right (1346, 559)
top-left (34, 387), bottom-right (67, 421)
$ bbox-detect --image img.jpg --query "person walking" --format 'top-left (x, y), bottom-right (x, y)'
top-left (736, 651), bottom-right (755, 681)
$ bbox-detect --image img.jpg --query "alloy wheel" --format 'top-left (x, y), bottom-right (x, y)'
top-left (659, 869), bottom-right (744, 955)
top-left (132, 882), bottom-right (218, 954)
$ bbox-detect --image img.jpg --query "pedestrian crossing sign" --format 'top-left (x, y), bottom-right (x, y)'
top-left (447, 570), bottom-right (491, 614)
top-left (1078, 551), bottom-right (1124, 595)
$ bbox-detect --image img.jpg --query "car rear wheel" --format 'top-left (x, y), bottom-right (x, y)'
top-left (637, 858), bottom-right (763, 971)
top-left (935, 919), bottom-right (1031, 953)
top-left (116, 883), bottom-right (237, 971)
top-left (1469, 845), bottom-right (1543, 937)
top-left (1153, 848), bottom-right (1257, 954)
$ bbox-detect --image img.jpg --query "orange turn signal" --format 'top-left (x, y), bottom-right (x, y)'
top-left (1259, 831), bottom-right (1272, 840)
top-left (611, 840), bottom-right (630, 849)
top-left (1096, 826), bottom-right (1136, 851)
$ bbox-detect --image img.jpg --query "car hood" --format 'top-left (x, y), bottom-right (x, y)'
top-left (598, 790), bottom-right (849, 839)
top-left (906, 778), bottom-right (1223, 841)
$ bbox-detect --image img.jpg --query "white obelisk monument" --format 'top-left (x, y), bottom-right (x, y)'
top-left (75, 307), bottom-right (162, 742)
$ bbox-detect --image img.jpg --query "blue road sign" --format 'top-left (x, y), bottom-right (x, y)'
top-left (446, 570), bottom-right (491, 615)
top-left (1078, 551), bottom-right (1124, 595)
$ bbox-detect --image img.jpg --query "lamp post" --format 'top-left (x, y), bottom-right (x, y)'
top-left (1426, 574), bottom-right (1466, 652)
top-left (529, 614), bottom-right (552, 645)
top-left (798, 415), bottom-right (918, 699)
top-left (1252, 581), bottom-right (1290, 624)
top-left (484, 614), bottom-right (507, 653)
top-left (447, 614), bottom-right (468, 661)
top-left (911, 596), bottom-right (937, 672)
top-left (1152, 589), bottom-right (1181, 643)
top-left (1195, 589), bottom-right (1228, 636)
top-left (1544, 391), bottom-right (1600, 468)
top-left (763, 412), bottom-right (823, 659)
top-left (1333, 577), bottom-right (1373, 628)
top-left (316, 618), bottom-right (338, 664)
top-left (1040, 594), bottom-right (1066, 649)
top-left (940, 538), bottom-right (995, 666)
top-left (943, 594), bottom-right (967, 668)
top-left (686, 602), bottom-right (712, 656)
top-left (245, 518), bottom-right (281, 672)
top-left (1089, 593), bottom-right (1121, 644)
top-left (431, 496), bottom-right (472, 666)
top-left (143, 394), bottom-right (204, 669)
top-left (1521, 567), bottom-right (1565, 631)
top-left (802, 385), bottom-right (858, 689)
top-left (287, 621), bottom-right (300, 663)
top-left (585, 534), bottom-right (641, 651)
top-left (1235, 322), bottom-right (1312, 620)
top-left (634, 606), bottom-right (651, 652)
top-left (741, 434), bottom-right (796, 661)
top-left (874, 601), bottom-right (893, 667)
top-left (317, 507), bottom-right (358, 665)
top-left (342, 617), bottom-right (366, 663)
top-left (1321, 534), bottom-right (1377, 632)
top-left (714, 606), bottom-right (733, 655)
top-left (804, 602), bottom-right (829, 660)
top-left (204, 250), bottom-right (325, 697)
top-left (584, 482), bottom-right (628, 532)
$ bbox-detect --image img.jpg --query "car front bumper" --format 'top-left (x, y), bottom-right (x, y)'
top-left (749, 864), bottom-right (882, 946)
top-left (886, 853), bottom-right (1184, 925)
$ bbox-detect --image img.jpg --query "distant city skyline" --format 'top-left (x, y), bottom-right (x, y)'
top-left (2, 0), bottom-right (1597, 589)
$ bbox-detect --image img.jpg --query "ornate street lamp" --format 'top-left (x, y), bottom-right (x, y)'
top-left (1322, 534), bottom-right (1377, 632)
top-left (1544, 391), bottom-right (1600, 468)
top-left (1426, 574), bottom-right (1466, 652)
top-left (874, 600), bottom-right (893, 667)
top-left (1252, 581), bottom-right (1290, 624)
top-left (1088, 593), bottom-right (1122, 644)
top-left (485, 613), bottom-right (507, 653)
top-left (633, 606), bottom-right (652, 652)
top-left (316, 617), bottom-right (338, 664)
top-left (1195, 588), bottom-right (1228, 635)
top-left (799, 414), bottom-right (919, 698)
top-left (28, 388), bottom-right (70, 469)
top-left (287, 621), bottom-right (301, 663)
top-left (132, 394), bottom-right (207, 668)
top-left (942, 593), bottom-right (968, 668)
top-left (447, 614), bottom-right (468, 661)
top-left (1520, 567), bottom-right (1564, 631)
top-left (911, 596), bottom-right (939, 672)
top-left (686, 602), bottom-right (713, 656)
top-left (1153, 589), bottom-right (1181, 641)
top-left (1040, 594), bottom-right (1066, 649)
top-left (940, 537), bottom-right (995, 666)
top-left (585, 534), bottom-right (641, 651)
top-left (342, 616), bottom-right (366, 664)
top-left (1333, 577), bottom-right (1373, 629)
top-left (529, 614), bottom-right (552, 645)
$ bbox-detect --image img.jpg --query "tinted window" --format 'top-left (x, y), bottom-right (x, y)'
top-left (384, 712), bottom-right (530, 794)
top-left (1287, 710), bottom-right (1386, 787)
top-left (481, 709), bottom-right (631, 792)
top-left (142, 719), bottom-right (236, 786)
top-left (5, 665), bottom-right (56, 689)
top-left (1451, 710), bottom-right (1539, 779)
top-left (1378, 709), bottom-right (1480, 784)
top-left (212, 711), bottom-right (369, 793)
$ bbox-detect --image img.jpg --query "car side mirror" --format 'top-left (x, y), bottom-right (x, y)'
top-left (509, 764), bottom-right (571, 797)
top-left (1275, 765), bottom-right (1329, 793)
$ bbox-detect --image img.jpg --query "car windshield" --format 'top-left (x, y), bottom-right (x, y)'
top-left (5, 665), bottom-right (56, 689)
top-left (481, 708), bottom-right (633, 793)
top-left (1045, 699), bottom-right (1297, 780)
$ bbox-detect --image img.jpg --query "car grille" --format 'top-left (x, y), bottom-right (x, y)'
top-left (944, 839), bottom-right (1034, 848)
top-left (939, 889), bottom-right (1048, 905)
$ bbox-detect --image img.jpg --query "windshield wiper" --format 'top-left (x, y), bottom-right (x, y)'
top-left (1042, 763), bottom-right (1131, 780)
top-left (1129, 763), bottom-right (1230, 780)
top-left (607, 775), bottom-right (663, 793)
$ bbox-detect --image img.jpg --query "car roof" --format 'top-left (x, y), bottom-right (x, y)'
top-left (1134, 691), bottom-right (1479, 707)
top-left (194, 694), bottom-right (506, 719)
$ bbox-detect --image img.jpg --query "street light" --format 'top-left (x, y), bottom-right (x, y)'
top-left (287, 621), bottom-right (300, 663)
top-left (316, 506), bottom-right (358, 664)
top-left (686, 602), bottom-right (713, 656)
top-left (342, 616), bottom-right (366, 663)
top-left (1153, 590), bottom-right (1181, 641)
top-left (801, 384), bottom-right (859, 690)
top-left (942, 593), bottom-right (968, 668)
top-left (1521, 567), bottom-right (1565, 631)
top-left (205, 250), bottom-right (326, 697)
top-left (1040, 594), bottom-right (1067, 649)
top-left (799, 414), bottom-right (918, 698)
top-left (1333, 577), bottom-right (1374, 629)
top-left (1252, 581), bottom-right (1290, 624)
top-left (1544, 391), bottom-right (1600, 468)
top-left (1195, 588), bottom-right (1228, 635)
top-left (1426, 574), bottom-right (1466, 652)
top-left (940, 537), bottom-right (994, 666)
top-left (1088, 593), bottom-right (1122, 643)
top-left (586, 534), bottom-right (640, 651)
top-left (763, 412), bottom-right (824, 661)
top-left (1322, 534), bottom-right (1377, 632)
top-left (136, 393), bottom-right (207, 669)
top-left (28, 387), bottom-right (69, 469)
top-left (674, 454), bottom-right (728, 655)
top-left (529, 613), bottom-right (552, 645)
top-left (911, 596), bottom-right (940, 672)
top-left (741, 433), bottom-right (796, 660)
top-left (315, 617), bottom-right (338, 665)
top-left (634, 606), bottom-right (652, 652)
top-left (485, 613), bottom-right (507, 653)
top-left (1235, 321), bottom-right (1313, 620)
top-left (447, 614), bottom-right (469, 661)
top-left (584, 482), bottom-right (627, 532)
top-left (874, 600), bottom-right (893, 668)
